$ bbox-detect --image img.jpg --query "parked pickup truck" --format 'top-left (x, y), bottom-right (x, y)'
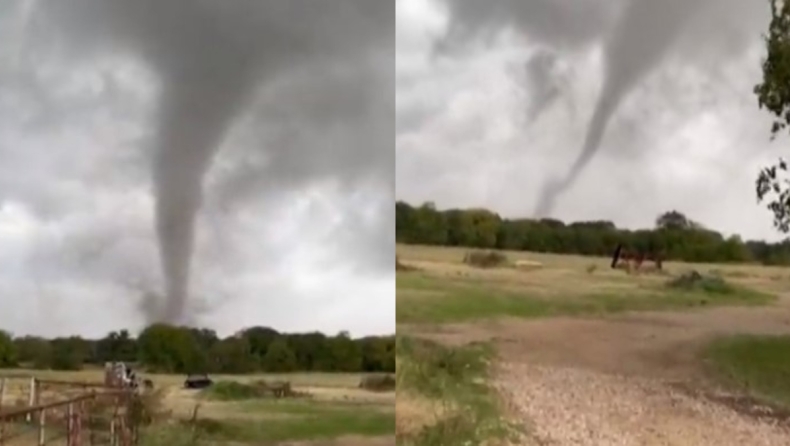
top-left (183, 374), bottom-right (213, 389)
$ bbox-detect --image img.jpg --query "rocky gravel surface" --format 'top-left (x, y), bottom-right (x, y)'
top-left (496, 363), bottom-right (790, 446)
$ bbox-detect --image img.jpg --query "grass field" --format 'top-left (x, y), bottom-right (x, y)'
top-left (702, 335), bottom-right (790, 408)
top-left (0, 368), bottom-right (395, 446)
top-left (397, 245), bottom-right (780, 325)
top-left (396, 244), bottom-right (790, 445)
top-left (396, 337), bottom-right (515, 445)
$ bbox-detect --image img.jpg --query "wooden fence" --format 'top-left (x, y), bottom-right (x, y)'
top-left (0, 377), bottom-right (137, 446)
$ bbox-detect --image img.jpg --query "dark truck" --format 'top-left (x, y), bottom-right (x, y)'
top-left (183, 373), bottom-right (214, 389)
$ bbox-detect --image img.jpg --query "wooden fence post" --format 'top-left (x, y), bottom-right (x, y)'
top-left (27, 377), bottom-right (36, 423)
top-left (37, 406), bottom-right (45, 446)
top-left (0, 377), bottom-right (6, 412)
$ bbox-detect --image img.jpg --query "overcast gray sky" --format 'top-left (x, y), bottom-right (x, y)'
top-left (0, 0), bottom-right (394, 338)
top-left (396, 0), bottom-right (786, 242)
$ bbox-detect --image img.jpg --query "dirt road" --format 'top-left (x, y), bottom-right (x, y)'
top-left (409, 301), bottom-right (790, 445)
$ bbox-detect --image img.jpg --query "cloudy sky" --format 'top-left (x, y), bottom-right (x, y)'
top-left (396, 0), bottom-right (787, 242)
top-left (0, 0), bottom-right (394, 338)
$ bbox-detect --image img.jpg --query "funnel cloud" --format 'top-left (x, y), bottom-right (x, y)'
top-left (0, 0), bottom-right (394, 336)
top-left (533, 0), bottom-right (708, 217)
top-left (397, 0), bottom-right (776, 241)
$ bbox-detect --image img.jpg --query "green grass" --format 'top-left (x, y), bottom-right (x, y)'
top-left (202, 380), bottom-right (264, 400)
top-left (140, 403), bottom-right (393, 445)
top-left (397, 272), bottom-right (774, 324)
top-left (140, 382), bottom-right (394, 445)
top-left (703, 334), bottom-right (790, 408)
top-left (241, 398), bottom-right (387, 416)
top-left (396, 336), bottom-right (517, 446)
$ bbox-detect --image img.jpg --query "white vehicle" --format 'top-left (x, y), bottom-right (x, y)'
top-left (104, 362), bottom-right (140, 390)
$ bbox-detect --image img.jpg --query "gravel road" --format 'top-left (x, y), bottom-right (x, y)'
top-left (406, 298), bottom-right (790, 445)
top-left (496, 363), bottom-right (790, 446)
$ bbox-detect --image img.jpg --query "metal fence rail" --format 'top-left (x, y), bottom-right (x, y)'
top-left (0, 377), bottom-right (137, 446)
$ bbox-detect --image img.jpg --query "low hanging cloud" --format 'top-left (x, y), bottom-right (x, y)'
top-left (0, 0), bottom-right (395, 337)
top-left (396, 0), bottom-right (782, 241)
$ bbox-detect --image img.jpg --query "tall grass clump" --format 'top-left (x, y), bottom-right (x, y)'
top-left (463, 250), bottom-right (508, 269)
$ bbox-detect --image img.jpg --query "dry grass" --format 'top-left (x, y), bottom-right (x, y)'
top-left (0, 369), bottom-right (395, 445)
top-left (395, 337), bottom-right (513, 446)
top-left (395, 391), bottom-right (449, 437)
top-left (396, 244), bottom-right (778, 325)
top-left (2, 368), bottom-right (364, 388)
top-left (395, 244), bottom-right (790, 445)
top-left (397, 244), bottom-right (790, 295)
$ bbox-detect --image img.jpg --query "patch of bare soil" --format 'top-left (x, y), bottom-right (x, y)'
top-left (408, 303), bottom-right (790, 381)
top-left (277, 435), bottom-right (395, 446)
top-left (407, 300), bottom-right (790, 445)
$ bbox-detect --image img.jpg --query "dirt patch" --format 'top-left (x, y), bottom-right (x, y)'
top-left (403, 301), bottom-right (790, 445)
top-left (305, 386), bottom-right (394, 405)
top-left (277, 435), bottom-right (395, 446)
top-left (398, 246), bottom-right (790, 444)
top-left (406, 303), bottom-right (790, 381)
top-left (397, 256), bottom-right (420, 272)
top-left (670, 382), bottom-right (790, 428)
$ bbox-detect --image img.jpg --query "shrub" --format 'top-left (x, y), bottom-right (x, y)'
top-left (463, 250), bottom-right (508, 268)
top-left (203, 381), bottom-right (263, 400)
top-left (359, 374), bottom-right (396, 392)
top-left (666, 271), bottom-right (735, 294)
top-left (203, 380), bottom-right (301, 400)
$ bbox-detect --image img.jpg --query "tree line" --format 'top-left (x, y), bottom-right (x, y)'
top-left (0, 324), bottom-right (395, 375)
top-left (396, 201), bottom-right (790, 265)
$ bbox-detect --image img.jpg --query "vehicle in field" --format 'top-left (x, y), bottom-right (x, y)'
top-left (183, 373), bottom-right (213, 389)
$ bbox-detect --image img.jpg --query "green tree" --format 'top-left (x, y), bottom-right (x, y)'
top-left (413, 202), bottom-right (448, 245)
top-left (0, 330), bottom-right (17, 367)
top-left (360, 336), bottom-right (395, 372)
top-left (96, 330), bottom-right (137, 363)
top-left (656, 210), bottom-right (691, 230)
top-left (395, 201), bottom-right (790, 265)
top-left (14, 336), bottom-right (52, 368)
top-left (0, 326), bottom-right (394, 375)
top-left (49, 337), bottom-right (89, 370)
top-left (287, 332), bottom-right (331, 370)
top-left (241, 326), bottom-right (280, 364)
top-left (755, 0), bottom-right (790, 232)
top-left (137, 324), bottom-right (205, 374)
top-left (325, 331), bottom-right (363, 372)
top-left (210, 336), bottom-right (256, 373)
top-left (261, 337), bottom-right (297, 372)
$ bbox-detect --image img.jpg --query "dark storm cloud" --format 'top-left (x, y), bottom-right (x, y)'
top-left (439, 0), bottom-right (617, 51)
top-left (523, 49), bottom-right (564, 122)
top-left (1, 0), bottom-right (394, 331)
top-left (534, 0), bottom-right (710, 217)
top-left (433, 0), bottom-right (770, 218)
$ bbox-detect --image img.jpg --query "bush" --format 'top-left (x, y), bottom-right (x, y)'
top-left (666, 271), bottom-right (735, 294)
top-left (203, 380), bottom-right (300, 400)
top-left (359, 374), bottom-right (396, 392)
top-left (203, 381), bottom-right (263, 400)
top-left (463, 250), bottom-right (508, 269)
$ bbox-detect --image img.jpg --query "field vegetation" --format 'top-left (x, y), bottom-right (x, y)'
top-left (0, 325), bottom-right (395, 446)
top-left (395, 232), bottom-right (790, 445)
